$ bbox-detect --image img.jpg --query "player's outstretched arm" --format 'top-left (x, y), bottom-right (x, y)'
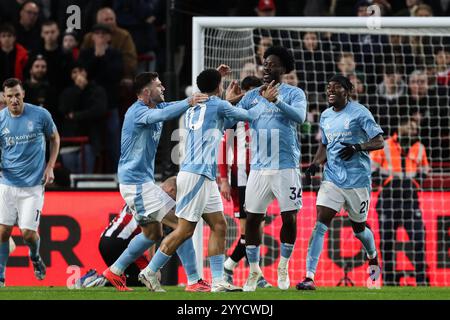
top-left (43, 130), bottom-right (60, 186)
top-left (138, 93), bottom-right (209, 125)
top-left (221, 99), bottom-right (267, 122)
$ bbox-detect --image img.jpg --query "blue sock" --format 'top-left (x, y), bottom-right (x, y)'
top-left (354, 228), bottom-right (377, 259)
top-left (306, 222), bottom-right (328, 276)
top-left (280, 243), bottom-right (295, 259)
top-left (0, 241), bottom-right (9, 280)
top-left (176, 238), bottom-right (199, 285)
top-left (111, 233), bottom-right (154, 275)
top-left (209, 254), bottom-right (224, 283)
top-left (24, 237), bottom-right (40, 261)
top-left (148, 249), bottom-right (171, 273)
top-left (246, 245), bottom-right (261, 273)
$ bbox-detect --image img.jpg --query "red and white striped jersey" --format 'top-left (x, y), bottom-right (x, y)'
top-left (101, 205), bottom-right (140, 241)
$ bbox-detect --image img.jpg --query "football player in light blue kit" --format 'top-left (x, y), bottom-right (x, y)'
top-left (0, 78), bottom-right (60, 287)
top-left (138, 68), bottom-right (269, 293)
top-left (296, 75), bottom-right (384, 290)
top-left (102, 72), bottom-right (210, 291)
top-left (229, 46), bottom-right (307, 291)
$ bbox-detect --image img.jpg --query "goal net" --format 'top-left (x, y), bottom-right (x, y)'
top-left (190, 17), bottom-right (450, 287)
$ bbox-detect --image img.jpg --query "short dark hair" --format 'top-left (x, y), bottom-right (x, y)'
top-left (3, 78), bottom-right (23, 90)
top-left (20, 0), bottom-right (39, 12)
top-left (134, 72), bottom-right (159, 94)
top-left (241, 76), bottom-right (262, 91)
top-left (328, 74), bottom-right (354, 93)
top-left (41, 20), bottom-right (58, 28)
top-left (196, 69), bottom-right (222, 93)
top-left (0, 23), bottom-right (16, 36)
top-left (263, 46), bottom-right (295, 73)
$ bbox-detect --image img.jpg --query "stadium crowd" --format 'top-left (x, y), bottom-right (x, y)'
top-left (0, 0), bottom-right (448, 184)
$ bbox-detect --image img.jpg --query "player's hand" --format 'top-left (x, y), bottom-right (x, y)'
top-left (226, 80), bottom-right (244, 104)
top-left (260, 80), bottom-right (279, 103)
top-left (216, 64), bottom-right (231, 77)
top-left (305, 163), bottom-right (320, 185)
top-left (338, 142), bottom-right (362, 161)
top-left (220, 178), bottom-right (231, 201)
top-left (188, 93), bottom-right (209, 107)
top-left (43, 166), bottom-right (55, 186)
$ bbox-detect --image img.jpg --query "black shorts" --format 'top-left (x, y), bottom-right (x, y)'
top-left (232, 186), bottom-right (247, 219)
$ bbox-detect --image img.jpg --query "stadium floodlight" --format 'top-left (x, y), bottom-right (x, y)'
top-left (190, 16), bottom-right (450, 287)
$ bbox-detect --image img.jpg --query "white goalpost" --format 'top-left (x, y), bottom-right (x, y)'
top-left (190, 16), bottom-right (450, 287)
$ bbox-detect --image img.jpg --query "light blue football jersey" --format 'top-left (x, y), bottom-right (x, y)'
top-left (237, 83), bottom-right (307, 170)
top-left (320, 100), bottom-right (383, 189)
top-left (118, 99), bottom-right (190, 185)
top-left (0, 103), bottom-right (57, 187)
top-left (181, 96), bottom-right (266, 180)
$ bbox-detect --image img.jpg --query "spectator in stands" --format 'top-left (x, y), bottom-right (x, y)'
top-left (395, 0), bottom-right (424, 16)
top-left (15, 0), bottom-right (42, 53)
top-left (82, 7), bottom-right (138, 81)
top-left (58, 62), bottom-right (107, 174)
top-left (402, 70), bottom-right (450, 161)
top-left (336, 52), bottom-right (357, 77)
top-left (383, 34), bottom-right (415, 75)
top-left (435, 47), bottom-right (450, 86)
top-left (22, 54), bottom-right (58, 122)
top-left (78, 23), bottom-right (124, 173)
top-left (62, 29), bottom-right (80, 60)
top-left (240, 62), bottom-right (259, 80)
top-left (371, 118), bottom-right (429, 286)
top-left (255, 0), bottom-right (276, 16)
top-left (376, 65), bottom-right (408, 102)
top-left (255, 36), bottom-right (272, 71)
top-left (372, 65), bottom-right (407, 135)
top-left (348, 73), bottom-right (369, 105)
top-left (0, 24), bottom-right (28, 84)
top-left (297, 32), bottom-right (333, 95)
top-left (282, 70), bottom-right (299, 87)
top-left (112, 0), bottom-right (159, 74)
top-left (34, 20), bottom-right (74, 92)
top-left (411, 3), bottom-right (433, 16)
top-left (0, 0), bottom-right (43, 25)
top-left (355, 0), bottom-right (392, 16)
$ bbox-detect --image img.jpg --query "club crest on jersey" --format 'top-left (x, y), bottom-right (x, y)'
top-left (251, 98), bottom-right (259, 105)
top-left (344, 118), bottom-right (350, 130)
top-left (27, 121), bottom-right (34, 132)
top-left (2, 127), bottom-right (10, 135)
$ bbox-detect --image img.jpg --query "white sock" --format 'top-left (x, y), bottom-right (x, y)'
top-left (249, 262), bottom-right (262, 274)
top-left (224, 257), bottom-right (238, 271)
top-left (306, 271), bottom-right (315, 281)
top-left (367, 251), bottom-right (377, 260)
top-left (109, 265), bottom-right (123, 276)
top-left (278, 256), bottom-right (289, 270)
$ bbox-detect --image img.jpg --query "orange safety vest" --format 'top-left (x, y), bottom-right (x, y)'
top-left (370, 133), bottom-right (429, 188)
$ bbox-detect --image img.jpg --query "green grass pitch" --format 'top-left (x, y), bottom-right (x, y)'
top-left (0, 286), bottom-right (449, 300)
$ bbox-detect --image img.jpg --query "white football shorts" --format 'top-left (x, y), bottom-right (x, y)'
top-left (316, 180), bottom-right (371, 223)
top-left (0, 184), bottom-right (44, 231)
top-left (245, 168), bottom-right (303, 214)
top-left (175, 171), bottom-right (223, 223)
top-left (120, 181), bottom-right (175, 226)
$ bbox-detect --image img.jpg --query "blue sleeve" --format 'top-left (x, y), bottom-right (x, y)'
top-left (235, 90), bottom-right (255, 110)
top-left (274, 89), bottom-right (307, 124)
top-left (221, 100), bottom-right (266, 122)
top-left (358, 107), bottom-right (383, 139)
top-left (135, 99), bottom-right (190, 125)
top-left (42, 109), bottom-right (57, 138)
